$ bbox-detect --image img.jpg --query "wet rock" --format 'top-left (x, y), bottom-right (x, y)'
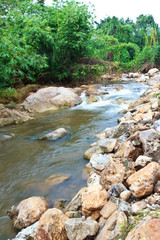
top-left (82, 184), bottom-right (109, 219)
top-left (126, 162), bottom-right (160, 198)
top-left (7, 196), bottom-right (49, 230)
top-left (65, 217), bottom-right (99, 240)
top-left (131, 201), bottom-right (147, 215)
top-left (98, 138), bottom-right (117, 153)
top-left (90, 153), bottom-right (113, 171)
top-left (95, 210), bottom-right (127, 240)
top-left (83, 146), bottom-right (103, 160)
top-left (42, 174), bottom-right (70, 190)
top-left (129, 72), bottom-right (140, 78)
top-left (34, 208), bottom-right (68, 240)
top-left (120, 190), bottom-right (131, 202)
top-left (65, 187), bottom-right (87, 212)
top-left (100, 159), bottom-right (125, 190)
top-left (134, 155), bottom-right (152, 169)
top-left (39, 128), bottom-right (68, 141)
top-left (125, 217), bottom-right (160, 240)
top-left (86, 95), bottom-right (98, 104)
top-left (21, 87), bottom-right (82, 113)
top-left (148, 68), bottom-right (159, 77)
top-left (0, 107), bottom-right (32, 127)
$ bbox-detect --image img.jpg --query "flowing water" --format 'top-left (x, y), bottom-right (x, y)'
top-left (0, 81), bottom-right (148, 240)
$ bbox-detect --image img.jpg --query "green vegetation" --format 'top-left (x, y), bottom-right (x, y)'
top-left (0, 0), bottom-right (160, 93)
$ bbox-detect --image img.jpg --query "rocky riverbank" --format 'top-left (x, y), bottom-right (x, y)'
top-left (7, 68), bottom-right (160, 239)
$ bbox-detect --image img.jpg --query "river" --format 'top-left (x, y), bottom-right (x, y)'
top-left (0, 80), bottom-right (148, 240)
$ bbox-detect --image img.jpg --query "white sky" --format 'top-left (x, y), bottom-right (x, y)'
top-left (45, 0), bottom-right (160, 26)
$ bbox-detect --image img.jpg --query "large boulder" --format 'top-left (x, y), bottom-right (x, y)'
top-left (39, 128), bottom-right (68, 141)
top-left (34, 208), bottom-right (68, 240)
top-left (65, 218), bottom-right (99, 240)
top-left (126, 162), bottom-right (160, 198)
top-left (7, 197), bottom-right (49, 230)
top-left (82, 184), bottom-right (109, 219)
top-left (148, 68), bottom-right (159, 77)
top-left (21, 87), bottom-right (82, 113)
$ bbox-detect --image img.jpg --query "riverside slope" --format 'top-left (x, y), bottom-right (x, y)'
top-left (3, 68), bottom-right (160, 240)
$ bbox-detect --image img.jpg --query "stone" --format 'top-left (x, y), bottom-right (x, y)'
top-left (43, 174), bottom-right (70, 188)
top-left (34, 208), bottom-right (68, 240)
top-left (125, 217), bottom-right (160, 240)
top-left (65, 187), bottom-right (87, 212)
top-left (82, 184), bottom-right (109, 219)
top-left (86, 95), bottom-right (98, 104)
top-left (83, 146), bottom-right (103, 160)
top-left (108, 184), bottom-right (127, 198)
top-left (120, 190), bottom-right (131, 202)
top-left (126, 162), bottom-right (160, 198)
top-left (134, 155), bottom-right (152, 169)
top-left (87, 173), bottom-right (100, 186)
top-left (90, 153), bottom-right (112, 171)
top-left (65, 217), bottom-right (99, 240)
top-left (95, 210), bottom-right (127, 240)
top-left (21, 87), bottom-right (82, 113)
top-left (0, 107), bottom-right (32, 127)
top-left (100, 159), bottom-right (125, 190)
top-left (111, 197), bottom-right (131, 213)
top-left (131, 201), bottom-right (147, 215)
top-left (100, 201), bottom-right (116, 219)
top-left (98, 138), bottom-right (117, 153)
top-left (148, 68), bottom-right (159, 77)
top-left (129, 72), bottom-right (140, 78)
top-left (137, 103), bottom-right (151, 114)
top-left (7, 196), bottom-right (49, 230)
top-left (39, 128), bottom-right (68, 141)
top-left (13, 221), bottom-right (38, 240)
top-left (65, 211), bottom-right (82, 218)
top-left (154, 181), bottom-right (160, 193)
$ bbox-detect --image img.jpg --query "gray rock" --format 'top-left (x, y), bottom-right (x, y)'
top-left (108, 184), bottom-right (127, 198)
top-left (87, 173), bottom-right (100, 186)
top-left (65, 217), bottom-right (99, 240)
top-left (13, 221), bottom-right (38, 240)
top-left (98, 138), bottom-right (117, 153)
top-left (134, 155), bottom-right (152, 169)
top-left (39, 128), bottom-right (68, 141)
top-left (90, 153), bottom-right (112, 171)
top-left (65, 188), bottom-right (87, 212)
top-left (83, 146), bottom-right (103, 160)
top-left (111, 197), bottom-right (131, 214)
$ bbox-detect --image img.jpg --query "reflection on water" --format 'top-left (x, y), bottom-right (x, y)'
top-left (0, 81), bottom-right (148, 239)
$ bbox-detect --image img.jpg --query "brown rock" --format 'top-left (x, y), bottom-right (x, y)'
top-left (127, 162), bottom-right (160, 198)
top-left (8, 196), bottom-right (49, 230)
top-left (125, 217), bottom-right (160, 240)
top-left (120, 190), bottom-right (131, 202)
top-left (100, 201), bottom-right (116, 219)
top-left (100, 159), bottom-right (125, 189)
top-left (34, 208), bottom-right (68, 240)
top-left (86, 95), bottom-right (98, 104)
top-left (82, 184), bottom-right (109, 219)
top-left (131, 200), bottom-right (147, 215)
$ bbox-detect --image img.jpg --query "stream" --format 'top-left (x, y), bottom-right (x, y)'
top-left (0, 81), bottom-right (148, 240)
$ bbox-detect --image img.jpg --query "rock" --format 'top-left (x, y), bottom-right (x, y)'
top-left (87, 173), bottom-right (100, 186)
top-left (86, 95), bottom-right (98, 104)
top-left (65, 187), bottom-right (87, 212)
top-left (154, 181), bottom-right (160, 193)
top-left (7, 196), bottom-right (49, 230)
top-left (100, 159), bottom-right (125, 189)
top-left (34, 208), bottom-right (68, 240)
top-left (148, 68), bottom-right (159, 77)
top-left (13, 221), bottom-right (38, 240)
top-left (120, 190), bottom-right (131, 202)
top-left (0, 107), bottom-right (32, 127)
top-left (98, 138), bottom-right (117, 153)
top-left (129, 72), bottom-right (140, 78)
top-left (83, 146), bottom-right (103, 160)
top-left (125, 217), bottom-right (160, 240)
top-left (126, 162), bottom-right (160, 198)
top-left (39, 128), bottom-right (68, 141)
top-left (65, 217), bottom-right (99, 240)
top-left (53, 200), bottom-right (67, 210)
top-left (134, 155), bottom-right (152, 169)
top-left (82, 184), bottom-right (109, 219)
top-left (95, 210), bottom-right (127, 240)
top-left (131, 201), bottom-right (147, 215)
top-left (111, 197), bottom-right (131, 213)
top-left (21, 87), bottom-right (82, 113)
top-left (100, 201), bottom-right (116, 219)
top-left (65, 211), bottom-right (82, 218)
top-left (108, 184), bottom-right (127, 198)
top-left (90, 153), bottom-right (112, 171)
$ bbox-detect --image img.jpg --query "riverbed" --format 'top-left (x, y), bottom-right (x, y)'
top-left (0, 81), bottom-right (148, 239)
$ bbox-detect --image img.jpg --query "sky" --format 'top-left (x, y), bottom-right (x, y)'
top-left (45, 0), bottom-right (160, 26)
